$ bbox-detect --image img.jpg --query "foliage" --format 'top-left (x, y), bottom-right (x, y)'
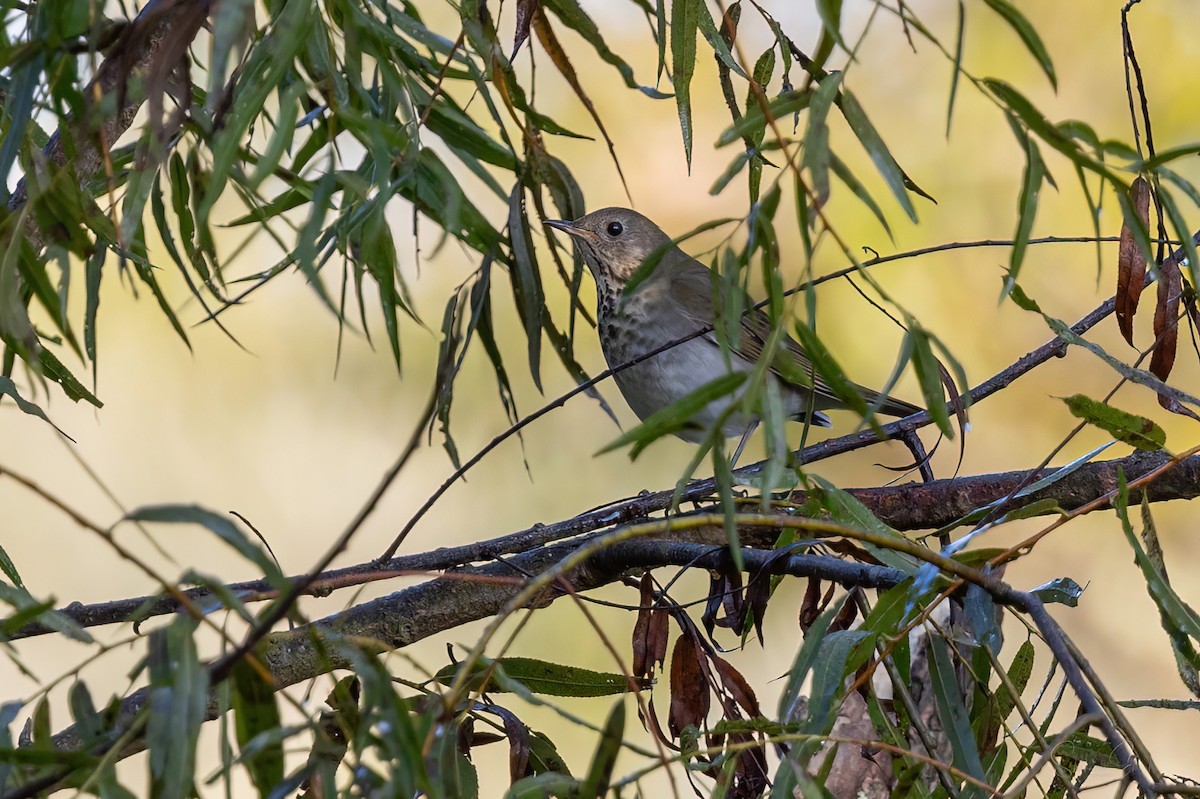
top-left (0, 0), bottom-right (1199, 797)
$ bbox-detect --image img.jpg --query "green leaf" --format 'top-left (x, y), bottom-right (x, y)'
top-left (433, 718), bottom-right (479, 799)
top-left (982, 0), bottom-right (1057, 89)
top-left (1116, 477), bottom-right (1200, 697)
top-left (528, 729), bottom-right (571, 776)
top-left (838, 88), bottom-right (919, 222)
top-left (716, 89), bottom-right (811, 147)
top-left (0, 376), bottom-right (69, 437)
top-left (248, 82), bottom-right (305, 189)
top-left (984, 80), bottom-right (1115, 181)
top-left (434, 657), bottom-right (640, 698)
top-left (1011, 282), bottom-right (1200, 410)
top-left (206, 0), bottom-right (256, 112)
top-left (232, 659), bottom-right (284, 795)
top-left (507, 186), bottom-right (544, 391)
top-left (803, 74), bottom-right (841, 207)
top-left (804, 630), bottom-right (870, 733)
top-left (1057, 733), bottom-right (1121, 768)
top-left (578, 700), bottom-right (624, 799)
top-left (907, 328), bottom-right (952, 437)
top-left (1062, 394), bottom-right (1165, 451)
top-left (829, 151), bottom-right (892, 239)
top-left (815, 0), bottom-right (846, 53)
top-left (947, 1), bottom-right (965, 135)
top-left (598, 373), bottom-right (746, 459)
top-left (779, 595), bottom-right (849, 723)
top-left (198, 0), bottom-right (316, 230)
top-left (1031, 576), bottom-right (1084, 607)
top-left (123, 505), bottom-right (286, 586)
top-left (671, 0), bottom-right (699, 168)
top-left (811, 476), bottom-right (921, 575)
top-left (990, 639), bottom-right (1035, 728)
top-left (0, 581), bottom-right (92, 642)
top-left (792, 320), bottom-right (879, 433)
top-left (147, 618), bottom-right (208, 799)
top-left (542, 0), bottom-right (670, 98)
top-left (35, 347), bottom-right (102, 407)
top-left (694, 0), bottom-right (746, 80)
top-left (927, 634), bottom-right (987, 786)
top-left (504, 773), bottom-right (579, 799)
top-left (1007, 133), bottom-right (1044, 288)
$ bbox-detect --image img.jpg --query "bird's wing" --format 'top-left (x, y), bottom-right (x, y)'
top-left (668, 258), bottom-right (921, 418)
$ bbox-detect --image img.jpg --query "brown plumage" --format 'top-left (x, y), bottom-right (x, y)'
top-left (545, 207), bottom-right (920, 444)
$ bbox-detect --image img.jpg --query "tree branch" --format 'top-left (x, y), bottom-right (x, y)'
top-left (14, 449), bottom-right (1197, 641)
top-left (7, 0), bottom-right (210, 249)
top-left (27, 447), bottom-right (1197, 792)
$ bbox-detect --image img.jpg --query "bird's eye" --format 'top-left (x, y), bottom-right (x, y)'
top-left (606, 221), bottom-right (624, 237)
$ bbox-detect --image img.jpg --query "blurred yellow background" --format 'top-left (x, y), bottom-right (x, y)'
top-left (3, 0), bottom-right (1200, 793)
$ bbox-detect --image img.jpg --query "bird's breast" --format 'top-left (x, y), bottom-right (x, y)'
top-left (599, 295), bottom-right (758, 440)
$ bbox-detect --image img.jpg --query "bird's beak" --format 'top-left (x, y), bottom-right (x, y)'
top-left (543, 219), bottom-right (596, 241)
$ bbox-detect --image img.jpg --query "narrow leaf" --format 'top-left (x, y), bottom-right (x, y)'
top-left (1115, 177), bottom-right (1150, 345)
top-left (1062, 394), bottom-right (1165, 451)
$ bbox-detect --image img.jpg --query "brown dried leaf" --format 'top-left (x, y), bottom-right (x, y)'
top-left (702, 571), bottom-right (723, 638)
top-left (823, 538), bottom-right (882, 565)
top-left (1151, 256), bottom-right (1181, 383)
top-left (713, 657), bottom-right (761, 717)
top-left (1116, 176), bottom-right (1151, 345)
top-left (830, 588), bottom-right (861, 633)
top-left (799, 577), bottom-right (821, 633)
top-left (531, 9), bottom-right (628, 195)
top-left (719, 2), bottom-right (740, 44)
top-left (1151, 257), bottom-right (1199, 419)
top-left (668, 634), bottom-right (710, 736)
top-left (631, 573), bottom-right (654, 678)
top-left (502, 713), bottom-right (530, 782)
top-left (512, 0), bottom-right (539, 57)
top-left (648, 609), bottom-right (670, 673)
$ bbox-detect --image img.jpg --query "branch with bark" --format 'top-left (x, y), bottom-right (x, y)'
top-left (19, 446), bottom-right (1193, 797)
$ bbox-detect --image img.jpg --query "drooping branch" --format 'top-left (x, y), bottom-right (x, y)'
top-left (8, 0), bottom-right (211, 249)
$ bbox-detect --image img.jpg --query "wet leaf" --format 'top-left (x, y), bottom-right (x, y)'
top-left (1031, 576), bottom-right (1084, 607)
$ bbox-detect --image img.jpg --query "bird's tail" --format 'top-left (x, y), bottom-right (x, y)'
top-left (859, 388), bottom-right (923, 419)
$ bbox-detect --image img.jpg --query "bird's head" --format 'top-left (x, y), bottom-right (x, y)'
top-left (544, 207), bottom-right (673, 290)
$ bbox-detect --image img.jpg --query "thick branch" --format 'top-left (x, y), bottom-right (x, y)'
top-left (15, 449), bottom-right (1198, 640)
top-left (37, 447), bottom-right (1200, 778)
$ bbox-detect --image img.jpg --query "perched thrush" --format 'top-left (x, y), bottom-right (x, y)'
top-left (545, 207), bottom-right (921, 449)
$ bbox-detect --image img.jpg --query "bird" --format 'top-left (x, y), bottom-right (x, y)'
top-left (544, 207), bottom-right (921, 459)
